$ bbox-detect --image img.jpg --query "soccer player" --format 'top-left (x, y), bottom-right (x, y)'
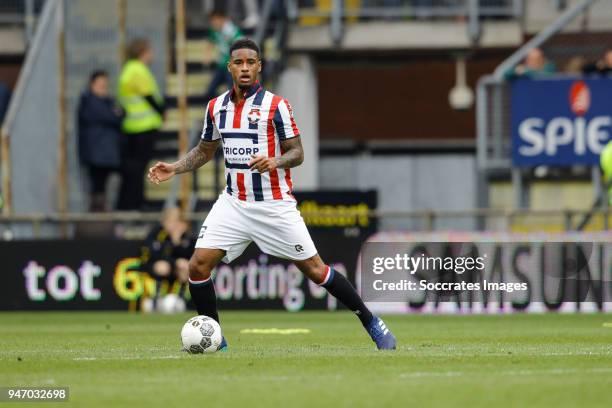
top-left (148, 39), bottom-right (396, 351)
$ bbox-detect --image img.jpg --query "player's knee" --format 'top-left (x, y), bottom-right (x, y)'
top-left (312, 264), bottom-right (329, 285)
top-left (188, 256), bottom-right (213, 281)
top-left (303, 263), bottom-right (328, 285)
top-left (294, 255), bottom-right (329, 284)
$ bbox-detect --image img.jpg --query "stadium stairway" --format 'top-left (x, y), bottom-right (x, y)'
top-left (144, 30), bottom-right (226, 211)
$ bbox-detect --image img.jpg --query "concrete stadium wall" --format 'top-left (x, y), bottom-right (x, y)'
top-left (319, 154), bottom-right (477, 231)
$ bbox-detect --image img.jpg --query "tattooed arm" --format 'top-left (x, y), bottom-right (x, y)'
top-left (173, 140), bottom-right (220, 174)
top-left (248, 137), bottom-right (304, 173)
top-left (148, 139), bottom-right (220, 184)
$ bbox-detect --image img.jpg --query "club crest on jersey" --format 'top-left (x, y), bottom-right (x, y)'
top-left (247, 108), bottom-right (261, 124)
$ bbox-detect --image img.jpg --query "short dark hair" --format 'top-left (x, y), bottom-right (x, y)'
top-left (229, 38), bottom-right (260, 58)
top-left (89, 70), bottom-right (108, 84)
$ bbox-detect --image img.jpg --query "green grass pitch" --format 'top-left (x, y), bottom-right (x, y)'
top-left (1, 311), bottom-right (611, 407)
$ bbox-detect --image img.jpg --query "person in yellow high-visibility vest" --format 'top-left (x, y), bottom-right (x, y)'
top-left (117, 38), bottom-right (165, 210)
top-left (601, 140), bottom-right (612, 207)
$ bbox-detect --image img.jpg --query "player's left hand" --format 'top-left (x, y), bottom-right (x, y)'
top-left (249, 155), bottom-right (278, 173)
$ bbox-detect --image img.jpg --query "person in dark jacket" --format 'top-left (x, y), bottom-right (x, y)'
top-left (140, 207), bottom-right (194, 308)
top-left (582, 48), bottom-right (612, 76)
top-left (78, 70), bottom-right (125, 211)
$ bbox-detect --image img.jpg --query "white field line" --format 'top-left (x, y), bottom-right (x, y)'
top-left (240, 328), bottom-right (311, 334)
top-left (399, 367), bottom-right (612, 378)
top-left (65, 350), bottom-right (612, 362)
top-left (3, 348), bottom-right (607, 361)
top-left (3, 347), bottom-right (610, 356)
top-left (408, 350), bottom-right (612, 357)
top-left (73, 355), bottom-right (182, 361)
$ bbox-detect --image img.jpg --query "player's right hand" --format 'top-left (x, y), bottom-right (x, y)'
top-left (148, 162), bottom-right (175, 184)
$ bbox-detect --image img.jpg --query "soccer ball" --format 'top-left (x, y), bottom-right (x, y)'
top-left (158, 294), bottom-right (186, 314)
top-left (181, 315), bottom-right (222, 354)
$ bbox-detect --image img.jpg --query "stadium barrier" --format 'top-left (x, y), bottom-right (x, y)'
top-left (360, 231), bottom-right (612, 314)
top-left (0, 232), bottom-right (362, 311)
top-left (0, 207), bottom-right (609, 240)
top-left (3, 227), bottom-right (610, 313)
top-left (0, 191), bottom-right (377, 311)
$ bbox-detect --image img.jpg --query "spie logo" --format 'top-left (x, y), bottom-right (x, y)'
top-left (569, 80), bottom-right (590, 116)
top-left (517, 78), bottom-right (612, 162)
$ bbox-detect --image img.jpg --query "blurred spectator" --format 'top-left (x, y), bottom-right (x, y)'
top-left (601, 140), bottom-right (612, 207)
top-left (117, 38), bottom-right (165, 211)
top-left (205, 9), bottom-right (243, 102)
top-left (77, 70), bottom-right (124, 212)
top-left (227, 0), bottom-right (260, 29)
top-left (582, 48), bottom-right (612, 76)
top-left (140, 207), bottom-right (194, 308)
top-left (564, 56), bottom-right (587, 75)
top-left (0, 81), bottom-right (10, 124)
top-left (504, 48), bottom-right (556, 80)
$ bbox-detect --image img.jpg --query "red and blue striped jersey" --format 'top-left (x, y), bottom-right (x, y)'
top-left (201, 82), bottom-right (300, 202)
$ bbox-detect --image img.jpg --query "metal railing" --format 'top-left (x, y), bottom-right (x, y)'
top-left (293, 0), bottom-right (522, 44)
top-left (0, 207), bottom-right (609, 240)
top-left (295, 0), bottom-right (522, 18)
top-left (0, 0), bottom-right (45, 45)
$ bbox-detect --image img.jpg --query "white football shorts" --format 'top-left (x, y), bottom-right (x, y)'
top-left (195, 192), bottom-right (318, 263)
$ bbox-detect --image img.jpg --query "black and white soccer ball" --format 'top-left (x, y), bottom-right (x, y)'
top-left (181, 315), bottom-right (222, 354)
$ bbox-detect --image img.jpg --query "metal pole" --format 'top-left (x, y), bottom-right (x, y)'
top-left (24, 0), bottom-right (35, 46)
top-left (117, 0), bottom-right (126, 64)
top-left (564, 210), bottom-right (573, 231)
top-left (511, 167), bottom-right (523, 209)
top-left (0, 128), bottom-right (11, 215)
top-left (476, 77), bottom-right (490, 170)
top-left (468, 0), bottom-right (481, 45)
top-left (331, 0), bottom-right (343, 47)
top-left (591, 165), bottom-right (601, 205)
top-left (591, 165), bottom-right (603, 229)
top-left (475, 78), bottom-right (491, 231)
top-left (175, 0), bottom-right (190, 213)
top-left (57, 0), bottom-right (67, 215)
top-left (492, 84), bottom-right (503, 160)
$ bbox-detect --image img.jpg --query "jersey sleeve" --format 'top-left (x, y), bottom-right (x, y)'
top-left (201, 99), bottom-right (220, 141)
top-left (273, 98), bottom-right (300, 141)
